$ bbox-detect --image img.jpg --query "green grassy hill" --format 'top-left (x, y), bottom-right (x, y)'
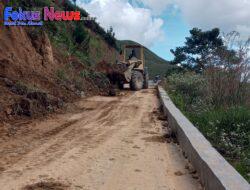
top-left (117, 40), bottom-right (173, 79)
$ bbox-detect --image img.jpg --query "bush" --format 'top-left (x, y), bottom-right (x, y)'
top-left (205, 68), bottom-right (249, 107)
top-left (104, 27), bottom-right (117, 48)
top-left (189, 107), bottom-right (249, 151)
top-left (188, 106), bottom-right (250, 181)
top-left (73, 23), bottom-right (89, 44)
top-left (165, 65), bottom-right (185, 76)
top-left (165, 72), bottom-right (250, 182)
top-left (166, 72), bottom-right (210, 112)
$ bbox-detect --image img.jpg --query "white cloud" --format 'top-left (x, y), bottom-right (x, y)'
top-left (236, 25), bottom-right (250, 40)
top-left (79, 0), bottom-right (164, 47)
top-left (139, 0), bottom-right (250, 39)
top-left (176, 0), bottom-right (250, 39)
top-left (78, 0), bottom-right (250, 48)
top-left (135, 0), bottom-right (173, 15)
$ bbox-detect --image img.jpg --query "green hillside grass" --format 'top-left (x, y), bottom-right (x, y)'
top-left (117, 40), bottom-right (173, 79)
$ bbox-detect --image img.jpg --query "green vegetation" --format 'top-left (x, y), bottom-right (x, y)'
top-left (170, 28), bottom-right (224, 72)
top-left (5, 0), bottom-right (121, 85)
top-left (165, 73), bottom-right (250, 182)
top-left (166, 73), bottom-right (209, 112)
top-left (117, 40), bottom-right (172, 79)
top-left (3, 0), bottom-right (117, 94)
top-left (104, 27), bottom-right (117, 48)
top-left (6, 0), bottom-right (118, 50)
top-left (166, 28), bottom-right (250, 182)
top-left (73, 23), bottom-right (89, 45)
top-left (89, 37), bottom-right (102, 60)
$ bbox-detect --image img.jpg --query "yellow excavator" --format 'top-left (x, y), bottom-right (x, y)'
top-left (116, 45), bottom-right (149, 91)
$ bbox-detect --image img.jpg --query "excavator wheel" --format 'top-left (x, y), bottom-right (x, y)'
top-left (130, 70), bottom-right (144, 91)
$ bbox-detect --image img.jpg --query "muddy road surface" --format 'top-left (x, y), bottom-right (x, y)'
top-left (0, 89), bottom-right (202, 190)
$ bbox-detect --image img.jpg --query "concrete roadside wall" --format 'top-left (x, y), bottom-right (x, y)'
top-left (157, 86), bottom-right (250, 190)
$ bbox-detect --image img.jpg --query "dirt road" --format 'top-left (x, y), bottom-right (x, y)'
top-left (0, 89), bottom-right (201, 190)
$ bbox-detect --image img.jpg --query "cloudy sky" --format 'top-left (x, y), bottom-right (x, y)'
top-left (79, 0), bottom-right (250, 60)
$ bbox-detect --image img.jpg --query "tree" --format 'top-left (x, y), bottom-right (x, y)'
top-left (73, 23), bottom-right (88, 44)
top-left (107, 27), bottom-right (115, 38)
top-left (104, 26), bottom-right (117, 48)
top-left (170, 28), bottom-right (224, 72)
top-left (204, 31), bottom-right (250, 106)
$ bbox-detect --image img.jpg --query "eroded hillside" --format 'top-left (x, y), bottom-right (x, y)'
top-left (0, 1), bottom-right (119, 122)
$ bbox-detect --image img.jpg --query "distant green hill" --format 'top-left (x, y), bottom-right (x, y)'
top-left (117, 40), bottom-right (173, 79)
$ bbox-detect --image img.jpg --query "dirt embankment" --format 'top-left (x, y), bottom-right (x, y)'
top-left (0, 23), bottom-right (117, 123)
top-left (0, 1), bottom-right (126, 124)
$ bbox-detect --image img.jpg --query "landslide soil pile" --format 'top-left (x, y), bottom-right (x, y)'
top-left (0, 1), bottom-right (119, 123)
top-left (0, 26), bottom-right (110, 122)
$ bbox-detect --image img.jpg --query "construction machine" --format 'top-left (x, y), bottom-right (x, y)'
top-left (115, 45), bottom-right (149, 91)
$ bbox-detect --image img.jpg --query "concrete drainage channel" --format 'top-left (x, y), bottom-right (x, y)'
top-left (157, 86), bottom-right (249, 190)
